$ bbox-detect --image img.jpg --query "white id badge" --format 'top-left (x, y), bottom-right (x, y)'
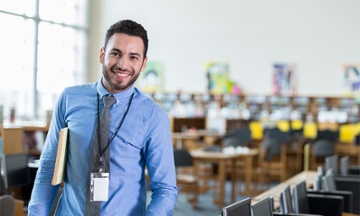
top-left (90, 172), bottom-right (109, 201)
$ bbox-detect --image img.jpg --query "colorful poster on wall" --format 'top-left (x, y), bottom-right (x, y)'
top-left (206, 62), bottom-right (230, 94)
top-left (343, 64), bottom-right (360, 96)
top-left (138, 61), bottom-right (164, 93)
top-left (272, 63), bottom-right (297, 95)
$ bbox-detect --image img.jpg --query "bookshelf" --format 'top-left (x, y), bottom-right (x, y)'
top-left (147, 91), bottom-right (359, 124)
top-left (0, 124), bottom-right (49, 155)
top-left (0, 126), bottom-right (23, 154)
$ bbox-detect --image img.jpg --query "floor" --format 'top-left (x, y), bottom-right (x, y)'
top-left (172, 181), bottom-right (249, 216)
top-left (149, 181), bottom-right (278, 216)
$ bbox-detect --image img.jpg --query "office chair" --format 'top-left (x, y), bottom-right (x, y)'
top-left (255, 132), bottom-right (288, 191)
top-left (310, 129), bottom-right (338, 170)
top-left (310, 140), bottom-right (335, 170)
top-left (222, 127), bottom-right (252, 192)
top-left (0, 194), bottom-right (15, 216)
top-left (222, 127), bottom-right (252, 148)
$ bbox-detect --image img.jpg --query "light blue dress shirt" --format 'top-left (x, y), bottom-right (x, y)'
top-left (28, 78), bottom-right (178, 215)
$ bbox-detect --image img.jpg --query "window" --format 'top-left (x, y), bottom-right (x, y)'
top-left (0, 0), bottom-right (88, 122)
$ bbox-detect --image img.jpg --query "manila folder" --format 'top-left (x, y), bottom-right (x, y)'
top-left (51, 127), bottom-right (69, 185)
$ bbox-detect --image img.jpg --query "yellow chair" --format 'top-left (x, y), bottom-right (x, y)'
top-left (277, 120), bottom-right (290, 132)
top-left (291, 120), bottom-right (303, 131)
top-left (249, 121), bottom-right (263, 140)
top-left (339, 124), bottom-right (357, 143)
top-left (303, 122), bottom-right (317, 139)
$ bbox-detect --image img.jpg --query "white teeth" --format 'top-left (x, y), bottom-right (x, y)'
top-left (116, 73), bottom-right (128, 77)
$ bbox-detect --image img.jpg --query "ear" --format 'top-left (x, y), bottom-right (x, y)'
top-left (140, 56), bottom-right (148, 73)
top-left (99, 47), bottom-right (105, 64)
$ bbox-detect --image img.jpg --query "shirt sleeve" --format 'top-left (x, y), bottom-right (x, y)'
top-left (27, 91), bottom-right (68, 216)
top-left (144, 109), bottom-right (178, 216)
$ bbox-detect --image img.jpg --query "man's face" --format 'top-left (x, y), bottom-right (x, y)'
top-left (100, 33), bottom-right (147, 94)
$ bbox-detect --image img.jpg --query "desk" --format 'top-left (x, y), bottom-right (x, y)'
top-left (335, 142), bottom-right (360, 165)
top-left (190, 148), bottom-right (258, 208)
top-left (253, 171), bottom-right (360, 216)
top-left (342, 213), bottom-right (359, 216)
top-left (252, 171), bottom-right (317, 209)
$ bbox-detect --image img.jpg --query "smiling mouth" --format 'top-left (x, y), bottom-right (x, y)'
top-left (116, 73), bottom-right (129, 77)
top-left (113, 70), bottom-right (130, 78)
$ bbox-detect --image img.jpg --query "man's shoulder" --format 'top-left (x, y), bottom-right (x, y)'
top-left (134, 88), bottom-right (167, 115)
top-left (63, 82), bottom-right (97, 95)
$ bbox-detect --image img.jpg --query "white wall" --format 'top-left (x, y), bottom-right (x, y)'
top-left (89, 0), bottom-right (360, 96)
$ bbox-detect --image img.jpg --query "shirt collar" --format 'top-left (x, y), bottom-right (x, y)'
top-left (96, 77), bottom-right (135, 104)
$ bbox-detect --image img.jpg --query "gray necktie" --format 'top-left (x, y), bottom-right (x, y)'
top-left (84, 95), bottom-right (116, 215)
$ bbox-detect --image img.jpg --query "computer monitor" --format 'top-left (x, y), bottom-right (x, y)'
top-left (355, 134), bottom-right (360, 145)
top-left (325, 155), bottom-right (338, 175)
top-left (251, 197), bottom-right (273, 216)
top-left (292, 181), bottom-right (309, 214)
top-left (322, 174), bottom-right (336, 191)
top-left (279, 185), bottom-right (294, 214)
top-left (221, 197), bottom-right (251, 216)
top-left (340, 156), bottom-right (349, 175)
top-left (1, 153), bottom-right (31, 191)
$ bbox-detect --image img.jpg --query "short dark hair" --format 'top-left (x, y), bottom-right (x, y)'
top-left (104, 19), bottom-right (149, 57)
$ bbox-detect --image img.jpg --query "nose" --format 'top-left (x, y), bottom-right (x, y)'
top-left (116, 57), bottom-right (128, 71)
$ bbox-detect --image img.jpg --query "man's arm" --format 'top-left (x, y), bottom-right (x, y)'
top-left (28, 91), bottom-right (67, 215)
top-left (145, 110), bottom-right (178, 216)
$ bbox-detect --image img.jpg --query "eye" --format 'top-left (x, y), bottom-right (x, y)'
top-left (130, 55), bottom-right (140, 61)
top-left (110, 52), bottom-right (120, 58)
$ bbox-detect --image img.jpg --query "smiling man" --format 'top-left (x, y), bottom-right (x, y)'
top-left (28, 20), bottom-right (178, 216)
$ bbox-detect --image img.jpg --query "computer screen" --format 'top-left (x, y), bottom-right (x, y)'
top-left (322, 174), bottom-right (336, 191)
top-left (251, 197), bottom-right (273, 216)
top-left (222, 197), bottom-right (251, 216)
top-left (325, 155), bottom-right (338, 175)
top-left (354, 134), bottom-right (360, 145)
top-left (280, 185), bottom-right (294, 214)
top-left (292, 181), bottom-right (309, 214)
top-left (1, 153), bottom-right (31, 190)
top-left (340, 156), bottom-right (349, 175)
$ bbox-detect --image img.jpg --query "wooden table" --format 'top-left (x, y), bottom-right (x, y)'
top-left (172, 130), bottom-right (222, 149)
top-left (190, 148), bottom-right (258, 208)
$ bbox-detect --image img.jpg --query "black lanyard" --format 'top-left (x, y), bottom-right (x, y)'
top-left (97, 92), bottom-right (134, 157)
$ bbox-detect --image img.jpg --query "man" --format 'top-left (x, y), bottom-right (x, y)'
top-left (28, 19), bottom-right (178, 215)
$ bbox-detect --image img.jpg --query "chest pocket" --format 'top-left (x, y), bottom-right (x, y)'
top-left (118, 121), bottom-right (148, 152)
top-left (112, 105), bottom-right (152, 154)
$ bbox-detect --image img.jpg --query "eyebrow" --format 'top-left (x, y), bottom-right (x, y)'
top-left (111, 48), bottom-right (141, 57)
